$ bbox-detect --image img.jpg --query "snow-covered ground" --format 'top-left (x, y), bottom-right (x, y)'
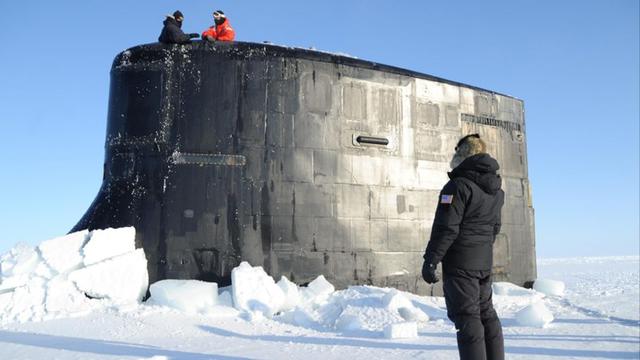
top-left (0, 230), bottom-right (638, 359)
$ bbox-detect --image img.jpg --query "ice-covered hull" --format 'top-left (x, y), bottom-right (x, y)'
top-left (73, 41), bottom-right (536, 295)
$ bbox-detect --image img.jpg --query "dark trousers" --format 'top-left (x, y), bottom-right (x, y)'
top-left (443, 268), bottom-right (504, 360)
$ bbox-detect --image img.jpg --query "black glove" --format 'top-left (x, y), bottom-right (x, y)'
top-left (422, 262), bottom-right (439, 284)
top-left (188, 33), bottom-right (200, 39)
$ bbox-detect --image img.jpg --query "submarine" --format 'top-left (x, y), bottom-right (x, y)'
top-left (72, 41), bottom-right (536, 295)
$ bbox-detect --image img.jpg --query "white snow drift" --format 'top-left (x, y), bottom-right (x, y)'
top-left (143, 261), bottom-right (434, 338)
top-left (0, 227), bottom-right (147, 324)
top-left (1, 228), bottom-right (568, 340)
top-left (1, 255), bottom-right (637, 360)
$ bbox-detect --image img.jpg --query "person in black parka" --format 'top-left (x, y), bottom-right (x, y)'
top-left (158, 11), bottom-right (200, 44)
top-left (422, 134), bottom-right (505, 360)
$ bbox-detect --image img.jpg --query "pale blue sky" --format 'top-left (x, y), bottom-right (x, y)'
top-left (0, 1), bottom-right (638, 258)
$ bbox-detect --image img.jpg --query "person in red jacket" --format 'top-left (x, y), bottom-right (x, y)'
top-left (202, 10), bottom-right (235, 42)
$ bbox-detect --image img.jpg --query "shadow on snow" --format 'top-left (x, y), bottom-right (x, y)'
top-left (0, 330), bottom-right (244, 360)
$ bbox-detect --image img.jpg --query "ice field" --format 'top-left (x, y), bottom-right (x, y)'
top-left (0, 228), bottom-right (638, 359)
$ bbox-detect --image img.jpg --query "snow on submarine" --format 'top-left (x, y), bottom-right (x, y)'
top-left (72, 41), bottom-right (536, 295)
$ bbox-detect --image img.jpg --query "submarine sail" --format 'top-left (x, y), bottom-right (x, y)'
top-left (73, 41), bottom-right (536, 295)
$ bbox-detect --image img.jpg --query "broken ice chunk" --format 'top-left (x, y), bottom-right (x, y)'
top-left (69, 249), bottom-right (148, 304)
top-left (231, 261), bottom-right (285, 317)
top-left (39, 230), bottom-right (89, 274)
top-left (383, 321), bottom-right (418, 339)
top-left (515, 301), bottom-right (554, 327)
top-left (277, 275), bottom-right (300, 312)
top-left (149, 279), bottom-right (218, 314)
top-left (82, 227), bottom-right (136, 266)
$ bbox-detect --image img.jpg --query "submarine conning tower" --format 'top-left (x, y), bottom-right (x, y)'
top-left (72, 41), bottom-right (536, 295)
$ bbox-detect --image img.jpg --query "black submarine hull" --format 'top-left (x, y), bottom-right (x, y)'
top-left (73, 41), bottom-right (536, 295)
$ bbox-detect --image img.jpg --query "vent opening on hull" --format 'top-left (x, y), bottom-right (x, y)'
top-left (170, 152), bottom-right (247, 166)
top-left (461, 113), bottom-right (522, 132)
top-left (356, 135), bottom-right (390, 146)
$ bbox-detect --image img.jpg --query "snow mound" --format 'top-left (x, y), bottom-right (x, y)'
top-left (382, 289), bottom-right (429, 322)
top-left (0, 256), bottom-right (637, 359)
top-left (208, 261), bottom-right (433, 337)
top-left (276, 285), bottom-right (433, 336)
top-left (6, 239), bottom-right (564, 341)
top-left (335, 312), bottom-right (366, 332)
top-left (533, 279), bottom-right (565, 297)
top-left (231, 262), bottom-right (286, 318)
top-left (0, 227), bottom-right (147, 324)
top-left (149, 279), bottom-right (218, 314)
top-left (515, 301), bottom-right (554, 327)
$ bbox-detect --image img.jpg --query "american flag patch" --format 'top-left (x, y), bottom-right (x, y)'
top-left (440, 194), bottom-right (454, 204)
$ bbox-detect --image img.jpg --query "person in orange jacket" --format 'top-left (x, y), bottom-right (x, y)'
top-left (202, 10), bottom-right (235, 42)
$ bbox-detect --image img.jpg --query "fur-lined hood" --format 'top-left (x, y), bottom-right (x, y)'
top-left (448, 153), bottom-right (502, 195)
